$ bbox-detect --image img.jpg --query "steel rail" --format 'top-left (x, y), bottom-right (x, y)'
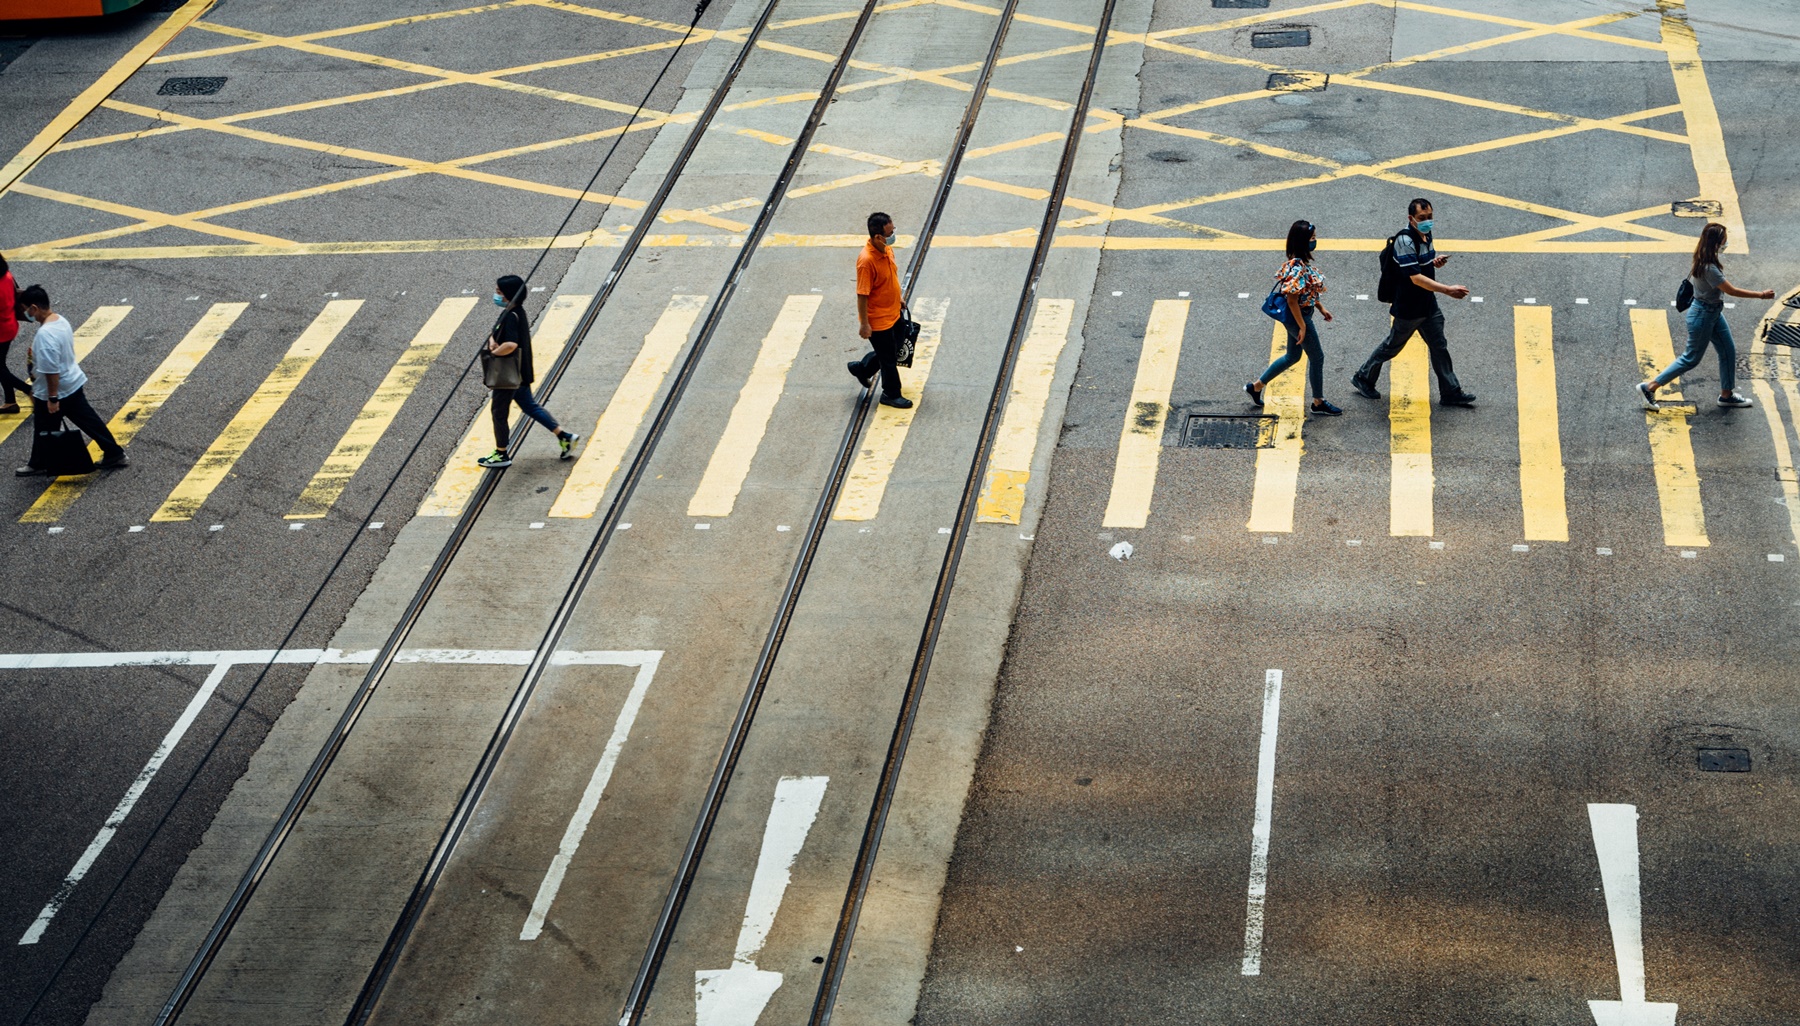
top-left (149, 1), bottom-right (776, 1021)
top-left (807, 0), bottom-right (1122, 1021)
top-left (614, 0), bottom-right (1023, 1020)
top-left (343, 0), bottom-right (894, 1021)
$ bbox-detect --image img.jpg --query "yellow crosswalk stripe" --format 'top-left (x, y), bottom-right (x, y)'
top-left (288, 297), bottom-right (478, 519)
top-left (1629, 308), bottom-right (1708, 547)
top-left (1101, 299), bottom-right (1188, 530)
top-left (687, 293), bottom-right (823, 518)
top-left (0, 306), bottom-right (132, 448)
top-left (977, 298), bottom-right (1074, 525)
top-left (1747, 338), bottom-right (1800, 551)
top-left (152, 300), bottom-right (361, 522)
top-left (1514, 306), bottom-right (1568, 541)
top-left (1247, 322), bottom-right (1304, 533)
top-left (1388, 335), bottom-right (1434, 537)
top-left (23, 303), bottom-right (240, 523)
top-left (418, 294), bottom-right (591, 516)
top-left (549, 294), bottom-right (706, 519)
top-left (833, 298), bottom-right (951, 522)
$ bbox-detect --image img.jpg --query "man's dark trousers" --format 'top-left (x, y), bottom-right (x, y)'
top-left (1355, 310), bottom-right (1464, 395)
top-left (29, 387), bottom-right (123, 468)
top-left (850, 322), bottom-right (905, 398)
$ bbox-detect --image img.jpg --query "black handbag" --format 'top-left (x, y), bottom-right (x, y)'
top-left (481, 345), bottom-right (523, 390)
top-left (34, 417), bottom-right (94, 476)
top-left (895, 304), bottom-right (922, 368)
top-left (1675, 277), bottom-right (1694, 313)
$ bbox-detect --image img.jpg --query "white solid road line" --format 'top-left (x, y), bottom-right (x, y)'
top-left (694, 775), bottom-right (830, 1026)
top-left (8, 648), bottom-right (660, 946)
top-left (1240, 668), bottom-right (1284, 977)
top-left (520, 653), bottom-right (662, 940)
top-left (1586, 804), bottom-right (1679, 1026)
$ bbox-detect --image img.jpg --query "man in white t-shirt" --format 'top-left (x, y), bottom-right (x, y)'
top-left (15, 284), bottom-right (127, 476)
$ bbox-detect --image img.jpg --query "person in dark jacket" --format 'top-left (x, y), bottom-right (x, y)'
top-left (1350, 198), bottom-right (1476, 406)
top-left (478, 274), bottom-right (580, 468)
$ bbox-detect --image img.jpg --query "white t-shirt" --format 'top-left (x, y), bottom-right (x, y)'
top-left (29, 315), bottom-right (86, 401)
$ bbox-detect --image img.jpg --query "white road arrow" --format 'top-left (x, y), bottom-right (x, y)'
top-left (694, 775), bottom-right (829, 1026)
top-left (1587, 803), bottom-right (1678, 1026)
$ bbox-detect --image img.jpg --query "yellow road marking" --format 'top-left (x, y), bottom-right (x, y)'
top-left (22, 304), bottom-right (237, 524)
top-left (0, 0), bottom-right (215, 196)
top-left (1513, 306), bottom-right (1568, 541)
top-left (1247, 323), bottom-right (1304, 534)
top-left (687, 294), bottom-right (822, 519)
top-left (0, 306), bottom-right (133, 448)
top-left (1660, 0), bottom-right (1746, 252)
top-left (150, 3), bottom-right (527, 63)
top-left (1394, 3), bottom-right (1663, 53)
top-left (1747, 338), bottom-right (1800, 552)
top-left (1101, 300), bottom-right (1188, 530)
top-left (977, 299), bottom-right (1074, 525)
top-left (1389, 335), bottom-right (1434, 537)
top-left (9, 182), bottom-right (295, 248)
top-left (152, 300), bottom-right (361, 522)
top-left (287, 298), bottom-right (478, 519)
top-left (832, 299), bottom-right (950, 522)
top-left (417, 294), bottom-right (590, 516)
top-left (1629, 308), bottom-right (1708, 547)
top-left (549, 295), bottom-right (707, 519)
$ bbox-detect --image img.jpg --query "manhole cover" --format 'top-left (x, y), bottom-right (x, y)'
top-left (1671, 199), bottom-right (1722, 217)
top-left (1213, 0), bottom-right (1269, 6)
top-left (1697, 748), bottom-right (1751, 772)
top-left (1253, 29), bottom-right (1312, 48)
top-left (1267, 72), bottom-right (1328, 92)
top-left (1764, 322), bottom-right (1800, 349)
top-left (1180, 414), bottom-right (1275, 448)
top-left (158, 76), bottom-right (227, 96)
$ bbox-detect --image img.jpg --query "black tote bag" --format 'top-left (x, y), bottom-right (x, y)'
top-left (33, 417), bottom-right (95, 476)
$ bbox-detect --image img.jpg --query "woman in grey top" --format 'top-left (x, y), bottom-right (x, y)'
top-left (1639, 222), bottom-right (1776, 408)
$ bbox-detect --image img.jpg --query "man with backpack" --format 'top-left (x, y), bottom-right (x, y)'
top-left (1350, 198), bottom-right (1476, 406)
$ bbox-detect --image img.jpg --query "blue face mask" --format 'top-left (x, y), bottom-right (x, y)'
top-left (884, 231), bottom-right (896, 246)
top-left (1415, 218), bottom-right (1434, 234)
top-left (1308, 239), bottom-right (1317, 251)
top-left (493, 294), bottom-right (506, 307)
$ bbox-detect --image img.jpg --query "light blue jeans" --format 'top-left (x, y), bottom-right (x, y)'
top-left (1654, 301), bottom-right (1734, 393)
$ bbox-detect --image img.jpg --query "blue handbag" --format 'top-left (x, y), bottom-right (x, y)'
top-left (1261, 287), bottom-right (1288, 322)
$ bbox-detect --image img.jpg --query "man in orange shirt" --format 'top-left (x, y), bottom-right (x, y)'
top-left (847, 211), bottom-right (911, 408)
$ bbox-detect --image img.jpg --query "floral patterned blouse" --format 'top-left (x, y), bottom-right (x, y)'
top-left (1274, 258), bottom-right (1326, 307)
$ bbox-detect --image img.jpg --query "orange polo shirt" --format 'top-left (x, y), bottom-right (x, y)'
top-left (856, 239), bottom-right (902, 331)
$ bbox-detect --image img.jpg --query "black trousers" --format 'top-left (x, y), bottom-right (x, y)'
top-left (850, 321), bottom-right (905, 399)
top-left (30, 387), bottom-right (123, 466)
top-left (1355, 310), bottom-right (1464, 396)
top-left (0, 340), bottom-right (28, 406)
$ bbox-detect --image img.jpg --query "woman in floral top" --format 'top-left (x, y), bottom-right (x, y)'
top-left (1246, 220), bottom-right (1340, 416)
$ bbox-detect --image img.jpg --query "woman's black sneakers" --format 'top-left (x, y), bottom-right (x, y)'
top-left (1244, 382), bottom-right (1264, 408)
top-left (1310, 399), bottom-right (1343, 416)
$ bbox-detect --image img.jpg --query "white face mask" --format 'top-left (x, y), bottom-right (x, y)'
top-left (883, 231), bottom-right (896, 246)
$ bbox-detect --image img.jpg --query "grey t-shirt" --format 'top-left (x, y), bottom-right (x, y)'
top-left (1691, 263), bottom-right (1725, 306)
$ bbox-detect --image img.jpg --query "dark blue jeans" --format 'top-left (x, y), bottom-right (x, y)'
top-left (490, 383), bottom-right (560, 450)
top-left (1258, 306), bottom-right (1324, 400)
top-left (1654, 301), bottom-right (1734, 392)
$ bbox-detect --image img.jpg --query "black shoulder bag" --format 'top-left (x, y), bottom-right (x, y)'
top-left (895, 304), bottom-right (922, 368)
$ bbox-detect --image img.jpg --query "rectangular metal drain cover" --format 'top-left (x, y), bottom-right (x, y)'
top-left (1697, 748), bottom-right (1751, 772)
top-left (1764, 322), bottom-right (1800, 349)
top-left (1267, 72), bottom-right (1328, 92)
top-left (158, 76), bottom-right (227, 96)
top-left (1671, 199), bottom-right (1723, 217)
top-left (1213, 0), bottom-right (1270, 6)
top-left (1181, 414), bottom-right (1275, 449)
top-left (1252, 29), bottom-right (1311, 48)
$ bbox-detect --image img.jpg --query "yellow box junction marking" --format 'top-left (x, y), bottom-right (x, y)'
top-left (687, 294), bottom-right (822, 519)
top-left (0, 306), bottom-right (133, 449)
top-left (1101, 300), bottom-right (1188, 530)
top-left (833, 298), bottom-right (951, 522)
top-left (1247, 322), bottom-right (1304, 534)
top-left (418, 294), bottom-right (591, 516)
top-left (288, 297), bottom-right (478, 519)
top-left (977, 298), bottom-right (1074, 525)
top-left (152, 300), bottom-right (361, 522)
top-left (23, 304), bottom-right (239, 524)
top-left (1629, 308), bottom-right (1708, 547)
top-left (1388, 336), bottom-right (1434, 538)
top-left (1513, 306), bottom-right (1568, 541)
top-left (550, 295), bottom-right (707, 519)
top-left (1660, 0), bottom-right (1746, 253)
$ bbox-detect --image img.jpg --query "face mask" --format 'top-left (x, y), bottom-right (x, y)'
top-left (20, 310), bottom-right (33, 324)
top-left (1415, 218), bottom-right (1434, 234)
top-left (1308, 239), bottom-right (1317, 252)
top-left (884, 231), bottom-right (896, 246)
top-left (493, 294), bottom-right (506, 307)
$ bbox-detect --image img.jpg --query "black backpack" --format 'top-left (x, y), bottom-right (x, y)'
top-left (1376, 228), bottom-right (1421, 304)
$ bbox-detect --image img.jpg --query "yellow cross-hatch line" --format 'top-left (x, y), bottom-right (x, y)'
top-left (687, 294), bottom-right (822, 519)
top-left (977, 298), bottom-right (1074, 525)
top-left (1514, 306), bottom-right (1568, 542)
top-left (1247, 322), bottom-right (1305, 534)
top-left (288, 297), bottom-right (478, 519)
top-left (417, 294), bottom-right (591, 516)
top-left (23, 304), bottom-right (235, 524)
top-left (1661, 0), bottom-right (1746, 252)
top-left (1388, 335), bottom-right (1434, 538)
top-left (0, 306), bottom-right (133, 450)
top-left (1747, 340), bottom-right (1800, 552)
top-left (152, 300), bottom-right (361, 522)
top-left (550, 295), bottom-right (707, 519)
top-left (833, 298), bottom-right (951, 522)
top-left (1630, 308), bottom-right (1708, 547)
top-left (1101, 300), bottom-right (1188, 530)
